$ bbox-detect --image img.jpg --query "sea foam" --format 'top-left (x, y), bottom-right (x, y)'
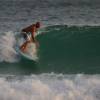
top-left (0, 31), bottom-right (19, 62)
top-left (0, 74), bottom-right (100, 100)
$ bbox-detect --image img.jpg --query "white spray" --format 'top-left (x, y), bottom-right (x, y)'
top-left (0, 31), bottom-right (39, 62)
top-left (0, 31), bottom-right (19, 62)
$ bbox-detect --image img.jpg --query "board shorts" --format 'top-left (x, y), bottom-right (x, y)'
top-left (22, 32), bottom-right (31, 40)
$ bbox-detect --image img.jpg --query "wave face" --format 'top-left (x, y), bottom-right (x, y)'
top-left (0, 25), bottom-right (100, 74)
top-left (36, 25), bottom-right (100, 74)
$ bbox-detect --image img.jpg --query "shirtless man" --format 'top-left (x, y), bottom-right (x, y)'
top-left (20, 22), bottom-right (40, 52)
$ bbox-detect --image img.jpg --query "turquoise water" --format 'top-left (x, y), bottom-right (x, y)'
top-left (37, 25), bottom-right (100, 74)
top-left (0, 25), bottom-right (100, 74)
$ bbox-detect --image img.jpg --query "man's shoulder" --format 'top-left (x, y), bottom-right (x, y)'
top-left (30, 24), bottom-right (36, 27)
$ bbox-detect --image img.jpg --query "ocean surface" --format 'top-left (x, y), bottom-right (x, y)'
top-left (0, 0), bottom-right (100, 99)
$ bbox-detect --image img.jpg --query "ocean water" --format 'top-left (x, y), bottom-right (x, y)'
top-left (0, 0), bottom-right (100, 99)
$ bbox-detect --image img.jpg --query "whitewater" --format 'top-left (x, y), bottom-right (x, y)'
top-left (0, 74), bottom-right (100, 100)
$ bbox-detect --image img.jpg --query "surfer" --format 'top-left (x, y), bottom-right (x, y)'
top-left (20, 22), bottom-right (40, 52)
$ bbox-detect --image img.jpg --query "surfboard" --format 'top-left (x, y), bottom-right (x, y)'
top-left (19, 44), bottom-right (38, 61)
top-left (15, 33), bottom-right (38, 61)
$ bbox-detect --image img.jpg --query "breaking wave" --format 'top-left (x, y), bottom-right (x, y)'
top-left (0, 73), bottom-right (100, 100)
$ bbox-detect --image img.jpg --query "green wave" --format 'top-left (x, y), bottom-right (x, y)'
top-left (0, 25), bottom-right (100, 75)
top-left (37, 25), bottom-right (100, 74)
